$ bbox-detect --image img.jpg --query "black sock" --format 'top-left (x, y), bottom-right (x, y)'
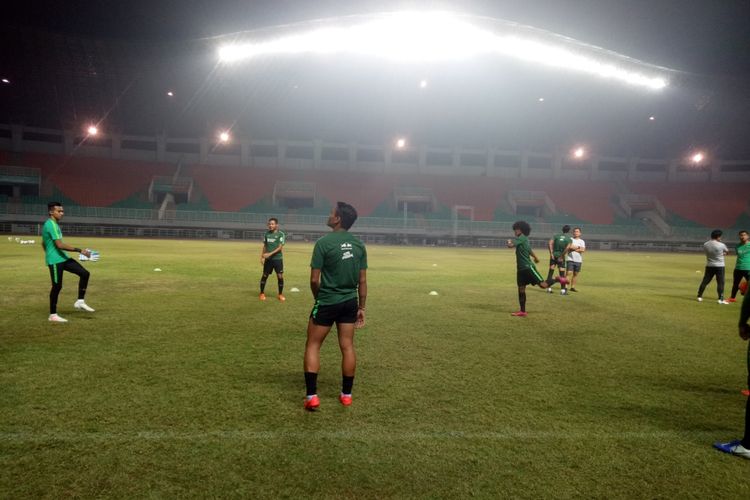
top-left (546, 268), bottom-right (554, 282)
top-left (342, 375), bottom-right (354, 395)
top-left (518, 291), bottom-right (526, 312)
top-left (260, 276), bottom-right (268, 293)
top-left (278, 278), bottom-right (284, 295)
top-left (304, 371), bottom-right (318, 396)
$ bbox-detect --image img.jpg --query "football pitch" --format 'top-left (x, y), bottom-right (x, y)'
top-left (1, 237), bottom-right (748, 498)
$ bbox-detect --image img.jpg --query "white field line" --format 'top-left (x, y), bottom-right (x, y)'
top-left (0, 429), bottom-right (718, 443)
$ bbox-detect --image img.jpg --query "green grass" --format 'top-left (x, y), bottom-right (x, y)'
top-left (1, 237), bottom-right (749, 498)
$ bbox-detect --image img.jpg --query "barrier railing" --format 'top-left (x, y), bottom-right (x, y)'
top-left (0, 202), bottom-right (723, 240)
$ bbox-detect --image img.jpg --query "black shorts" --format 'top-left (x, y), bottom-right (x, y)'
top-left (549, 256), bottom-right (565, 269)
top-left (517, 267), bottom-right (544, 287)
top-left (310, 298), bottom-right (358, 327)
top-left (566, 261), bottom-right (582, 273)
top-left (263, 258), bottom-right (283, 275)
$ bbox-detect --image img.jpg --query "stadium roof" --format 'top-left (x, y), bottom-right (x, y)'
top-left (2, 0), bottom-right (750, 158)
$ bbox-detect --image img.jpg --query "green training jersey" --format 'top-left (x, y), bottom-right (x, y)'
top-left (263, 230), bottom-right (285, 261)
top-left (42, 218), bottom-right (68, 266)
top-left (551, 233), bottom-right (572, 258)
top-left (311, 230), bottom-right (368, 306)
top-left (737, 241), bottom-right (750, 271)
top-left (514, 234), bottom-right (533, 270)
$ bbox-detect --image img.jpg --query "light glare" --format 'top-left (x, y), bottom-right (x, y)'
top-left (218, 12), bottom-right (669, 90)
top-left (86, 125), bottom-right (98, 136)
top-left (219, 131), bottom-right (230, 143)
top-left (395, 138), bottom-right (407, 149)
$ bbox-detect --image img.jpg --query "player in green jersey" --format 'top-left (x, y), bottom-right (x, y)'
top-left (42, 202), bottom-right (95, 323)
top-left (303, 202), bottom-right (367, 410)
top-left (728, 230), bottom-right (750, 302)
top-left (712, 285), bottom-right (750, 459)
top-left (506, 220), bottom-right (567, 317)
top-left (259, 217), bottom-right (286, 302)
top-left (546, 224), bottom-right (572, 295)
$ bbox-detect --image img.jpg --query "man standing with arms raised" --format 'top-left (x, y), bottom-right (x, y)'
top-left (303, 202), bottom-right (367, 411)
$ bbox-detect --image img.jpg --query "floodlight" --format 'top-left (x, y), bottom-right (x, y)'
top-left (86, 125), bottom-right (98, 136)
top-left (572, 147), bottom-right (586, 159)
top-left (649, 116), bottom-right (655, 121)
top-left (218, 131), bottom-right (231, 143)
top-left (691, 152), bottom-right (704, 164)
top-left (167, 91), bottom-right (174, 97)
top-left (217, 11), bottom-right (670, 91)
top-left (419, 79), bottom-right (428, 89)
top-left (395, 138), bottom-right (407, 149)
top-left (538, 97), bottom-right (545, 102)
top-left (1, 78), bottom-right (9, 84)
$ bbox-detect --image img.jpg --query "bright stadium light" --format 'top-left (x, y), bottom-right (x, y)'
top-left (218, 131), bottom-right (231, 143)
top-left (166, 90), bottom-right (174, 97)
top-left (419, 79), bottom-right (428, 89)
top-left (691, 151), bottom-right (705, 164)
top-left (538, 97), bottom-right (545, 102)
top-left (218, 11), bottom-right (670, 90)
top-left (1, 78), bottom-right (9, 84)
top-left (572, 146), bottom-right (586, 159)
top-left (649, 115), bottom-right (655, 121)
top-left (86, 125), bottom-right (99, 136)
top-left (395, 137), bottom-right (407, 149)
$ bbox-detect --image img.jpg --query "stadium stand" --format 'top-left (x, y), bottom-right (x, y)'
top-left (628, 182), bottom-right (749, 228)
top-left (11, 152), bottom-right (173, 207)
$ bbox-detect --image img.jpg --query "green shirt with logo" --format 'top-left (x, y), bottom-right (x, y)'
top-left (264, 230), bottom-right (286, 261)
top-left (737, 241), bottom-right (750, 271)
top-left (311, 231), bottom-right (368, 306)
top-left (551, 233), bottom-right (572, 259)
top-left (514, 234), bottom-right (534, 271)
top-left (42, 218), bottom-right (69, 266)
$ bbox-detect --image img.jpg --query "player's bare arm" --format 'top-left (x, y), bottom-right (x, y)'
top-left (54, 239), bottom-right (91, 257)
top-left (355, 269), bottom-right (367, 329)
top-left (309, 268), bottom-right (321, 299)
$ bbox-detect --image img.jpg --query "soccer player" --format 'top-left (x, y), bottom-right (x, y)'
top-left (546, 224), bottom-right (572, 295)
top-left (506, 220), bottom-right (567, 317)
top-left (303, 202), bottom-right (367, 411)
top-left (566, 227), bottom-right (586, 292)
top-left (697, 229), bottom-right (729, 304)
top-left (712, 288), bottom-right (750, 459)
top-left (259, 217), bottom-right (286, 301)
top-left (42, 202), bottom-right (95, 323)
top-left (728, 230), bottom-right (750, 303)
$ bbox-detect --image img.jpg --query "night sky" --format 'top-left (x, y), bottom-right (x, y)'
top-left (6, 0), bottom-right (750, 76)
top-left (2, 1), bottom-right (750, 157)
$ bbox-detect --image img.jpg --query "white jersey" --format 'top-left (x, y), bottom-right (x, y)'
top-left (567, 237), bottom-right (585, 263)
top-left (703, 239), bottom-right (728, 267)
